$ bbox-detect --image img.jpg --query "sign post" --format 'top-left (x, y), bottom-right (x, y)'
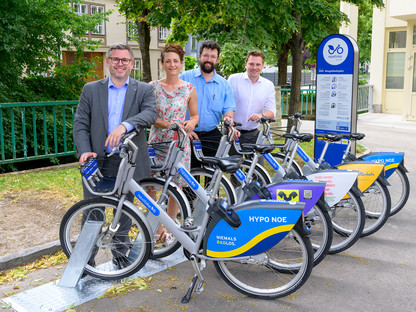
top-left (314, 34), bottom-right (359, 166)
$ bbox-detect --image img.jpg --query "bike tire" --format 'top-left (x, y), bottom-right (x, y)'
top-left (59, 197), bottom-right (151, 280)
top-left (329, 190), bottom-right (365, 254)
top-left (213, 223), bottom-right (313, 299)
top-left (305, 200), bottom-right (333, 266)
top-left (360, 179), bottom-right (391, 237)
top-left (189, 168), bottom-right (237, 205)
top-left (138, 178), bottom-right (190, 259)
top-left (387, 167), bottom-right (410, 216)
top-left (269, 152), bottom-right (303, 176)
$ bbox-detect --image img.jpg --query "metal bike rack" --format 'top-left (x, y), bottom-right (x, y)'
top-left (58, 220), bottom-right (104, 288)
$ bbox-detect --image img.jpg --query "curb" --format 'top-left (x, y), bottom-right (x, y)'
top-left (0, 240), bottom-right (62, 271)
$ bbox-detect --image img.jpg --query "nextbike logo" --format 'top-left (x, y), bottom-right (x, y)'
top-left (323, 38), bottom-right (348, 66)
top-left (178, 167), bottom-right (199, 190)
top-left (276, 189), bottom-right (299, 201)
top-left (135, 191), bottom-right (160, 216)
top-left (358, 172), bottom-right (375, 176)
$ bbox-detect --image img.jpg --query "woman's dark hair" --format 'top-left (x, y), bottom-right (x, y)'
top-left (199, 40), bottom-right (221, 56)
top-left (161, 44), bottom-right (185, 62)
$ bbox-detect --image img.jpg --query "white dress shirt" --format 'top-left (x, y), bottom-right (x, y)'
top-left (228, 72), bottom-right (276, 131)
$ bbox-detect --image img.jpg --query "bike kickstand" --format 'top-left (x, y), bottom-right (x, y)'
top-left (181, 256), bottom-right (206, 303)
top-left (181, 275), bottom-right (199, 303)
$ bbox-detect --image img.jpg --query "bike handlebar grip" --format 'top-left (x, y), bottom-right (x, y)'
top-left (223, 120), bottom-right (231, 127)
top-left (170, 123), bottom-right (180, 131)
top-left (293, 113), bottom-right (303, 119)
top-left (233, 121), bottom-right (242, 127)
top-left (121, 128), bottom-right (139, 142)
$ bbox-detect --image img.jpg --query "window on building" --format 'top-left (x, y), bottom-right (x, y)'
top-left (73, 3), bottom-right (87, 15)
top-left (159, 27), bottom-right (169, 41)
top-left (386, 52), bottom-right (405, 89)
top-left (191, 36), bottom-right (197, 51)
top-left (91, 5), bottom-right (105, 35)
top-left (389, 31), bottom-right (406, 49)
top-left (127, 22), bottom-right (138, 39)
top-left (131, 58), bottom-right (142, 80)
top-left (413, 25), bottom-right (416, 45)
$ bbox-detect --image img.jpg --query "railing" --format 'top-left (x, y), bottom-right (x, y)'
top-left (0, 101), bottom-right (78, 165)
top-left (281, 85), bottom-right (373, 117)
top-left (358, 85), bottom-right (373, 112)
top-left (281, 87), bottom-right (316, 117)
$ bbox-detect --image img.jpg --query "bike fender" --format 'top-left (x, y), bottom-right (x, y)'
top-left (251, 180), bottom-right (326, 215)
top-left (305, 169), bottom-right (358, 207)
top-left (359, 152), bottom-right (404, 179)
top-left (399, 162), bottom-right (409, 173)
top-left (204, 200), bottom-right (304, 258)
top-left (336, 162), bottom-right (385, 192)
top-left (103, 195), bottom-right (155, 251)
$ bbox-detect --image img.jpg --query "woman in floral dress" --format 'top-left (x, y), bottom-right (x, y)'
top-left (148, 44), bottom-right (198, 245)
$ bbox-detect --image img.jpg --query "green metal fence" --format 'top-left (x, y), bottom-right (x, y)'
top-left (281, 87), bottom-right (316, 117)
top-left (0, 101), bottom-right (78, 165)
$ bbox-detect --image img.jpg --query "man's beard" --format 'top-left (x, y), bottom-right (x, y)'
top-left (200, 61), bottom-right (215, 74)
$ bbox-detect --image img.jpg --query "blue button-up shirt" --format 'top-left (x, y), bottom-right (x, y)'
top-left (180, 68), bottom-right (235, 132)
top-left (106, 77), bottom-right (133, 153)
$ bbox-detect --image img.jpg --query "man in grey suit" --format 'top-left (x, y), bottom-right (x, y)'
top-left (73, 43), bottom-right (157, 269)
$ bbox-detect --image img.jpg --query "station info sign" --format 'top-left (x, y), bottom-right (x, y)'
top-left (314, 34), bottom-right (359, 167)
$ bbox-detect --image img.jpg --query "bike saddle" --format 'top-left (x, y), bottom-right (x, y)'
top-left (283, 133), bottom-right (313, 142)
top-left (317, 134), bottom-right (344, 142)
top-left (345, 133), bottom-right (365, 140)
top-left (201, 155), bottom-right (243, 173)
top-left (240, 143), bottom-right (275, 154)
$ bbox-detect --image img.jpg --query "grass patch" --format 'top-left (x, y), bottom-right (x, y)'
top-left (0, 165), bottom-right (82, 202)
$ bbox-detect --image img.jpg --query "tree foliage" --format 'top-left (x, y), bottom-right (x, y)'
top-left (357, 0), bottom-right (374, 65)
top-left (0, 0), bottom-right (110, 102)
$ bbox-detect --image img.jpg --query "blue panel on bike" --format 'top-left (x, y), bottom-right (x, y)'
top-left (178, 167), bottom-right (199, 190)
top-left (193, 140), bottom-right (202, 150)
top-left (263, 153), bottom-right (280, 170)
top-left (82, 159), bottom-right (99, 179)
top-left (148, 146), bottom-right (156, 157)
top-left (251, 181), bottom-right (326, 215)
top-left (205, 201), bottom-right (303, 258)
top-left (359, 152), bottom-right (404, 179)
top-left (296, 146), bottom-right (310, 163)
top-left (235, 169), bottom-right (246, 181)
top-left (134, 191), bottom-right (160, 216)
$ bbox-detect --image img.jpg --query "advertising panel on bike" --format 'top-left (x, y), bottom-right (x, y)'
top-left (315, 34), bottom-right (359, 167)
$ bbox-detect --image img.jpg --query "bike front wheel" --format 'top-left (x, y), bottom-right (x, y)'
top-left (60, 197), bottom-right (151, 280)
top-left (139, 178), bottom-right (190, 259)
top-left (213, 224), bottom-right (313, 299)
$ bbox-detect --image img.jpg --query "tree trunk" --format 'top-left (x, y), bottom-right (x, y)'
top-left (136, 19), bottom-right (152, 83)
top-left (287, 15), bottom-right (305, 132)
top-left (277, 43), bottom-right (289, 86)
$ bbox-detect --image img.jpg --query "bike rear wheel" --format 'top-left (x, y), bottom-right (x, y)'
top-left (360, 180), bottom-right (391, 237)
top-left (60, 197), bottom-right (151, 280)
top-left (329, 190), bottom-right (365, 253)
top-left (387, 167), bottom-right (410, 216)
top-left (139, 178), bottom-right (190, 259)
top-left (305, 201), bottom-right (333, 266)
top-left (213, 224), bottom-right (313, 299)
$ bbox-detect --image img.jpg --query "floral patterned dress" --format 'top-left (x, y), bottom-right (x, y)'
top-left (148, 80), bottom-right (194, 187)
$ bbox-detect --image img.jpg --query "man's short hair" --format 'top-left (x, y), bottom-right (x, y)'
top-left (107, 43), bottom-right (134, 59)
top-left (246, 50), bottom-right (264, 63)
top-left (199, 40), bottom-right (221, 56)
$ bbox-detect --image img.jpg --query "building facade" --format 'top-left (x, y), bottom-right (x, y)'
top-left (62, 0), bottom-right (169, 82)
top-left (370, 0), bottom-right (416, 120)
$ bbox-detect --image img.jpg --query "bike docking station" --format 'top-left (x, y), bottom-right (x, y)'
top-left (3, 229), bottom-right (186, 312)
top-left (315, 34), bottom-right (359, 166)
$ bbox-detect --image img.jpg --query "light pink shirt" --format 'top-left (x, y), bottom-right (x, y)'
top-left (228, 72), bottom-right (276, 131)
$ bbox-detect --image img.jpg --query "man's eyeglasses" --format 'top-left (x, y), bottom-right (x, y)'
top-left (108, 57), bottom-right (132, 65)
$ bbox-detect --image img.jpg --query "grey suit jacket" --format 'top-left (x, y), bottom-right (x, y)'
top-left (73, 77), bottom-right (157, 181)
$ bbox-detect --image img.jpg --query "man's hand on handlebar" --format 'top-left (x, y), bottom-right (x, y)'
top-left (79, 152), bottom-right (97, 165)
